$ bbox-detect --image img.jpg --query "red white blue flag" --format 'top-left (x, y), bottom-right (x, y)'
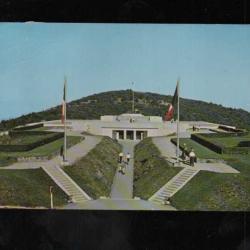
top-left (165, 80), bottom-right (179, 121)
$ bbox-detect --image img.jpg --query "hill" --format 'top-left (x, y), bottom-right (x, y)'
top-left (1, 89), bottom-right (250, 131)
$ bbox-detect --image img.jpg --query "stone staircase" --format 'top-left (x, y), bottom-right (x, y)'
top-left (42, 165), bottom-right (92, 203)
top-left (149, 167), bottom-right (199, 205)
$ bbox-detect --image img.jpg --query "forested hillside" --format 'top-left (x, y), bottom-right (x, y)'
top-left (1, 90), bottom-right (250, 131)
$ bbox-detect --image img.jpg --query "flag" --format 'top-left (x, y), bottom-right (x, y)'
top-left (61, 78), bottom-right (66, 124)
top-left (165, 80), bottom-right (179, 121)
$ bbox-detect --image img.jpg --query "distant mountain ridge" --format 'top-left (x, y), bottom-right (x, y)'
top-left (1, 89), bottom-right (250, 131)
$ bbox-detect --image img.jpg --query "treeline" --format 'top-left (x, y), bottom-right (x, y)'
top-left (1, 89), bottom-right (250, 131)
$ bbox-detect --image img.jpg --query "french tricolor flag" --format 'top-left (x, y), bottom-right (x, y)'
top-left (165, 81), bottom-right (179, 121)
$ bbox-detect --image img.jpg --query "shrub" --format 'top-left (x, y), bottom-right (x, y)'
top-left (0, 131), bottom-right (63, 152)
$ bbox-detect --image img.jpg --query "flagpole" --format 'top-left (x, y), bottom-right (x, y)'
top-left (177, 79), bottom-right (180, 164)
top-left (132, 82), bottom-right (134, 113)
top-left (64, 76), bottom-right (67, 162)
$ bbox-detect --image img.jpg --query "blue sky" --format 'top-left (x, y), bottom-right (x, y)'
top-left (0, 23), bottom-right (250, 120)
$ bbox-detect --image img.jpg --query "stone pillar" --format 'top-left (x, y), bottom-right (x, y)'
top-left (141, 132), bottom-right (144, 140)
top-left (116, 132), bottom-right (119, 140)
top-left (133, 130), bottom-right (136, 141)
top-left (124, 130), bottom-right (127, 140)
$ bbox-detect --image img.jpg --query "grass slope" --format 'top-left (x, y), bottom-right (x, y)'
top-left (64, 137), bottom-right (121, 199)
top-left (133, 137), bottom-right (181, 200)
top-left (0, 168), bottom-right (67, 208)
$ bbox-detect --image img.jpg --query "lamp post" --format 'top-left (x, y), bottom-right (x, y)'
top-left (50, 186), bottom-right (54, 209)
top-left (132, 82), bottom-right (135, 113)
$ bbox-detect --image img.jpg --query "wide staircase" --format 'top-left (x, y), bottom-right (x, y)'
top-left (149, 167), bottom-right (199, 205)
top-left (42, 165), bottom-right (92, 203)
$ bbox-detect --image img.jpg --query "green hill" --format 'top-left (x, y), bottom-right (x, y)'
top-left (1, 89), bottom-right (250, 131)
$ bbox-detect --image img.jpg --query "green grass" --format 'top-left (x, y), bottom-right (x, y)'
top-left (0, 136), bottom-right (82, 167)
top-left (0, 133), bottom-right (57, 145)
top-left (133, 137), bottom-right (182, 200)
top-left (209, 135), bottom-right (250, 147)
top-left (64, 137), bottom-right (121, 199)
top-left (176, 138), bottom-right (221, 159)
top-left (0, 168), bottom-right (67, 208)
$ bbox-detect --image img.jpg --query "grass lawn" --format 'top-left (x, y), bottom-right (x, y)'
top-left (209, 134), bottom-right (250, 147)
top-left (0, 168), bottom-right (67, 208)
top-left (133, 137), bottom-right (181, 200)
top-left (175, 138), bottom-right (221, 159)
top-left (64, 137), bottom-right (121, 199)
top-left (0, 136), bottom-right (82, 167)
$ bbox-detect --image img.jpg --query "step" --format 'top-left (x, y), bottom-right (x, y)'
top-left (42, 165), bottom-right (91, 202)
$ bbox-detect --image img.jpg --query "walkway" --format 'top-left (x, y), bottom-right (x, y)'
top-left (110, 140), bottom-right (137, 199)
top-left (42, 164), bottom-right (91, 203)
top-left (63, 198), bottom-right (176, 210)
top-left (1, 135), bottom-right (101, 170)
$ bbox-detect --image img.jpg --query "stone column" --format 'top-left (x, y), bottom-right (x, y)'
top-left (124, 130), bottom-right (127, 140)
top-left (133, 130), bottom-right (136, 141)
top-left (141, 132), bottom-right (144, 140)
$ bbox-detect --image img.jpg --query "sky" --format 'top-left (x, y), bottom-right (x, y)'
top-left (0, 23), bottom-right (250, 120)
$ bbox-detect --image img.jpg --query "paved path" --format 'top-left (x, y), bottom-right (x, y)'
top-left (152, 136), bottom-right (178, 161)
top-left (63, 198), bottom-right (176, 210)
top-left (42, 164), bottom-right (92, 203)
top-left (193, 162), bottom-right (239, 173)
top-left (110, 140), bottom-right (137, 199)
top-left (152, 135), bottom-right (239, 174)
top-left (1, 135), bottom-right (101, 170)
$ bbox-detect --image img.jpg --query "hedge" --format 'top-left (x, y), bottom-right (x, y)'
top-left (201, 132), bottom-right (248, 138)
top-left (191, 133), bottom-right (250, 154)
top-left (0, 132), bottom-right (63, 152)
top-left (13, 123), bottom-right (43, 131)
top-left (9, 130), bottom-right (51, 136)
top-left (191, 134), bottom-right (223, 154)
top-left (218, 125), bottom-right (246, 133)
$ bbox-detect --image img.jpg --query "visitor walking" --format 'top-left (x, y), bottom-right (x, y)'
top-left (189, 148), bottom-right (196, 167)
top-left (118, 152), bottom-right (123, 163)
top-left (181, 143), bottom-right (187, 161)
top-left (126, 152), bottom-right (131, 164)
top-left (60, 145), bottom-right (64, 161)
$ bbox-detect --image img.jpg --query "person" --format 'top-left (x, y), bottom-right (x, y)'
top-left (189, 148), bottom-right (196, 167)
top-left (60, 145), bottom-right (64, 161)
top-left (181, 143), bottom-right (187, 161)
top-left (118, 152), bottom-right (123, 163)
top-left (164, 197), bottom-right (171, 205)
top-left (126, 152), bottom-right (131, 164)
top-left (122, 162), bottom-right (126, 174)
top-left (118, 163), bottom-right (122, 173)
